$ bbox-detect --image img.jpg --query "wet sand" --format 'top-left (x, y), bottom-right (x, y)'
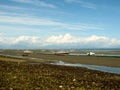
top-left (0, 49), bottom-right (120, 67)
top-left (29, 54), bottom-right (120, 67)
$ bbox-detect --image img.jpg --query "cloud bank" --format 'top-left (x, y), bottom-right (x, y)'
top-left (0, 34), bottom-right (120, 49)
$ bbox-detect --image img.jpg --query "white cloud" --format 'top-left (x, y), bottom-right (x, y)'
top-left (86, 35), bottom-right (109, 42)
top-left (46, 34), bottom-right (120, 48)
top-left (0, 35), bottom-right (43, 49)
top-left (0, 34), bottom-right (13, 45)
top-left (12, 36), bottom-right (41, 44)
top-left (0, 4), bottom-right (27, 10)
top-left (0, 14), bottom-right (102, 31)
top-left (0, 15), bottom-right (63, 26)
top-left (65, 0), bottom-right (80, 3)
top-left (63, 24), bottom-right (103, 30)
top-left (80, 2), bottom-right (97, 9)
top-left (65, 0), bottom-right (97, 9)
top-left (0, 34), bottom-right (120, 49)
top-left (46, 34), bottom-right (79, 44)
top-left (11, 0), bottom-right (56, 8)
top-left (46, 34), bottom-right (108, 44)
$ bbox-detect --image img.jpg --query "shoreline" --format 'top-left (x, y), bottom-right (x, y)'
top-left (30, 54), bottom-right (120, 67)
top-left (0, 49), bottom-right (120, 67)
top-left (0, 53), bottom-right (120, 67)
top-left (0, 55), bottom-right (120, 74)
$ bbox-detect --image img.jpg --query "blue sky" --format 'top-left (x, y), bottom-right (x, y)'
top-left (0, 0), bottom-right (120, 49)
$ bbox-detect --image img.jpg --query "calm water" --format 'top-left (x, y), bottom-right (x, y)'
top-left (50, 61), bottom-right (120, 74)
top-left (69, 53), bottom-right (120, 57)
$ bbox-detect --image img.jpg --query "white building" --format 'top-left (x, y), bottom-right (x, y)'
top-left (87, 52), bottom-right (95, 56)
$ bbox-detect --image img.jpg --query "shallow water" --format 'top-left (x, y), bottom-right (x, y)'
top-left (69, 53), bottom-right (120, 57)
top-left (1, 54), bottom-right (120, 74)
top-left (50, 61), bottom-right (120, 74)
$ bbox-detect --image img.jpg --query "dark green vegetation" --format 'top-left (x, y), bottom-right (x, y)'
top-left (0, 57), bottom-right (120, 90)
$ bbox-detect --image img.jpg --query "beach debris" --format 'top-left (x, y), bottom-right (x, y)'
top-left (71, 86), bottom-right (75, 89)
top-left (59, 85), bottom-right (63, 88)
top-left (54, 50), bottom-right (69, 56)
top-left (22, 50), bottom-right (33, 56)
top-left (73, 79), bottom-right (76, 82)
top-left (10, 87), bottom-right (13, 90)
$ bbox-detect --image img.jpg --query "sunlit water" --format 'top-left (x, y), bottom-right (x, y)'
top-left (50, 61), bottom-right (120, 74)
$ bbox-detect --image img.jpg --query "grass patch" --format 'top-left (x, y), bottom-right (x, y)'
top-left (0, 56), bottom-right (26, 63)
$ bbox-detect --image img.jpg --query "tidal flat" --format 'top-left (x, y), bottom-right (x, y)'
top-left (0, 49), bottom-right (120, 67)
top-left (0, 56), bottom-right (120, 90)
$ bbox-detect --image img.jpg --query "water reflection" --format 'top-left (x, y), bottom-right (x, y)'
top-left (50, 61), bottom-right (120, 74)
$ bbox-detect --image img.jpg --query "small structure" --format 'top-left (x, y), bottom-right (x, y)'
top-left (22, 50), bottom-right (33, 56)
top-left (87, 52), bottom-right (95, 56)
top-left (54, 51), bottom-right (69, 56)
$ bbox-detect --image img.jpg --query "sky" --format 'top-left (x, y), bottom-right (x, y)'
top-left (0, 0), bottom-right (120, 49)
